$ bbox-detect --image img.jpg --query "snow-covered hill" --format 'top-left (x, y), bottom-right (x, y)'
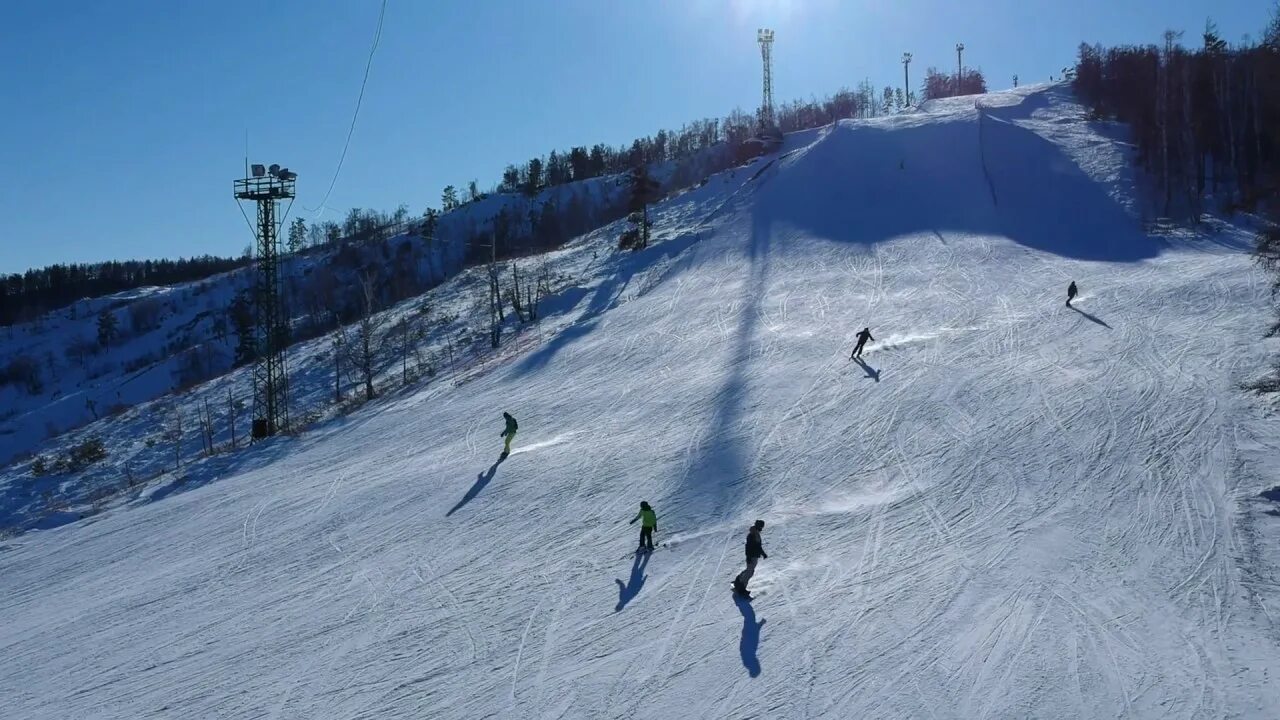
top-left (4, 84), bottom-right (1280, 719)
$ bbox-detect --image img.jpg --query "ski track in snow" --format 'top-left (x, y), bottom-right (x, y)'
top-left (3, 84), bottom-right (1280, 719)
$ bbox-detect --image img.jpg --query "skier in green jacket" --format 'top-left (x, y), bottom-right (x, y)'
top-left (500, 412), bottom-right (518, 458)
top-left (630, 501), bottom-right (658, 551)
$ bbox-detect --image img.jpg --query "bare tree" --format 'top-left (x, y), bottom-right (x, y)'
top-left (227, 386), bottom-right (238, 450)
top-left (346, 272), bottom-right (386, 401)
top-left (198, 397), bottom-right (214, 456)
top-left (394, 311), bottom-right (426, 386)
top-left (162, 404), bottom-right (184, 471)
top-left (331, 311), bottom-right (346, 404)
top-left (505, 260), bottom-right (553, 323)
top-left (484, 235), bottom-right (503, 348)
top-left (506, 262), bottom-right (527, 322)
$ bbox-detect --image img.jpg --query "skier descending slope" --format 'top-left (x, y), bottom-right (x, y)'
top-left (851, 327), bottom-right (875, 359)
top-left (732, 520), bottom-right (768, 599)
top-left (500, 412), bottom-right (518, 459)
top-left (1066, 280), bottom-right (1078, 307)
top-left (629, 501), bottom-right (658, 552)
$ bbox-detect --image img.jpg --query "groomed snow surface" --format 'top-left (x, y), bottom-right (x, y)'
top-left (4, 85), bottom-right (1280, 719)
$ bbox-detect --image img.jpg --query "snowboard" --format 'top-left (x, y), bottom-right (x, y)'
top-left (731, 582), bottom-right (753, 600)
top-left (619, 542), bottom-right (667, 560)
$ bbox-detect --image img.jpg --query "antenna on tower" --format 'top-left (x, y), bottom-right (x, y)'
top-left (757, 28), bottom-right (776, 130)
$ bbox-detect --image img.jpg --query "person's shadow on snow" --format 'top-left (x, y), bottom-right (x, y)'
top-left (614, 551), bottom-right (650, 611)
top-left (734, 594), bottom-right (766, 677)
top-left (1069, 305), bottom-right (1112, 329)
top-left (446, 461), bottom-right (500, 517)
top-left (853, 357), bottom-right (880, 382)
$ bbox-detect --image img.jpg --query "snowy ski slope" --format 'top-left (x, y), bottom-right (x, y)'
top-left (3, 84), bottom-right (1280, 719)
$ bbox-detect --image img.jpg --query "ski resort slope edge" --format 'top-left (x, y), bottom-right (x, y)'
top-left (3, 84), bottom-right (1280, 720)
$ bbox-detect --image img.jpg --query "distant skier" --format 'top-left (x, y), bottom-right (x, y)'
top-left (500, 412), bottom-right (518, 458)
top-left (732, 520), bottom-right (768, 598)
top-left (851, 327), bottom-right (875, 359)
top-left (1066, 281), bottom-right (1078, 307)
top-left (629, 501), bottom-right (658, 552)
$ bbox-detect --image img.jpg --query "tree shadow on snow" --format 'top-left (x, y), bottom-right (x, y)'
top-left (735, 594), bottom-right (766, 677)
top-left (614, 551), bottom-right (650, 611)
top-left (1070, 305), bottom-right (1112, 329)
top-left (517, 233), bottom-right (703, 375)
top-left (853, 357), bottom-right (880, 382)
top-left (446, 460), bottom-right (500, 516)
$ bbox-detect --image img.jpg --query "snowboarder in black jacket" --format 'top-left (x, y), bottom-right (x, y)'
top-left (851, 327), bottom-right (874, 359)
top-left (500, 412), bottom-right (518, 458)
top-left (1066, 281), bottom-right (1078, 307)
top-left (733, 520), bottom-right (767, 597)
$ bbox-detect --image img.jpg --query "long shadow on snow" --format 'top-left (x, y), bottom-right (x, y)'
top-left (674, 212), bottom-right (771, 520)
top-left (735, 594), bottom-right (766, 677)
top-left (614, 551), bottom-right (650, 611)
top-left (757, 106), bottom-right (1162, 262)
top-left (852, 357), bottom-right (881, 382)
top-left (446, 459), bottom-right (502, 516)
top-left (1069, 305), bottom-right (1112, 329)
top-left (142, 433), bottom-right (299, 506)
top-left (517, 232), bottom-right (704, 375)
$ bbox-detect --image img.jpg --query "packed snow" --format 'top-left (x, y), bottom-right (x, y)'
top-left (3, 84), bottom-right (1280, 719)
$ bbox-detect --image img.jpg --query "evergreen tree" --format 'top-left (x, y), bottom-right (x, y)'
top-left (501, 165), bottom-right (521, 193)
top-left (96, 310), bottom-right (118, 347)
top-left (1203, 19), bottom-right (1227, 54)
top-left (441, 185), bottom-right (459, 211)
top-left (287, 218), bottom-right (307, 254)
top-left (569, 146), bottom-right (591, 180)
top-left (525, 157), bottom-right (544, 195)
top-left (623, 164), bottom-right (660, 251)
top-left (546, 150), bottom-right (569, 186)
top-left (230, 291), bottom-right (256, 366)
top-left (421, 207), bottom-right (440, 240)
top-left (589, 145), bottom-right (607, 176)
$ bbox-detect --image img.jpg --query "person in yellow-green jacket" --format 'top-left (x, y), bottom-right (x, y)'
top-left (500, 412), bottom-right (518, 458)
top-left (630, 501), bottom-right (658, 552)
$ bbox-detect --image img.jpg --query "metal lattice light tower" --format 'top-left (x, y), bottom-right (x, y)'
top-left (234, 164), bottom-right (296, 439)
top-left (902, 52), bottom-right (913, 107)
top-left (956, 43), bottom-right (966, 94)
top-left (757, 28), bottom-right (775, 128)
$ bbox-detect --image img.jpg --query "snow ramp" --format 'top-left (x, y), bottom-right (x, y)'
top-left (2, 85), bottom-right (1279, 719)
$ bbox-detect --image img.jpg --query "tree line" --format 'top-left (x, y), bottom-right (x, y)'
top-left (921, 67), bottom-right (989, 101)
top-left (1072, 16), bottom-right (1280, 216)
top-left (1, 256), bottom-right (248, 327)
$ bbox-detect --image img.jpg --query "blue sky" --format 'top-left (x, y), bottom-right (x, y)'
top-left (0, 0), bottom-right (1274, 273)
